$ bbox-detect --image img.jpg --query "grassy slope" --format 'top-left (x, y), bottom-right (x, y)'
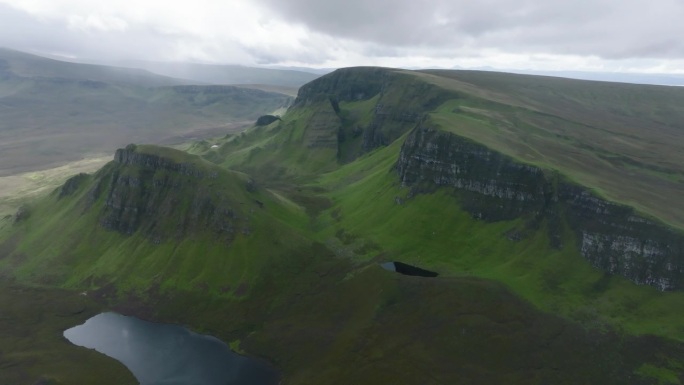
top-left (415, 70), bottom-right (684, 229)
top-left (0, 155), bottom-right (110, 217)
top-left (0, 283), bottom-right (137, 385)
top-left (2, 146), bottom-right (312, 296)
top-left (314, 139), bottom-right (684, 341)
top-left (191, 105), bottom-right (340, 181)
top-left (158, 260), bottom-right (684, 385)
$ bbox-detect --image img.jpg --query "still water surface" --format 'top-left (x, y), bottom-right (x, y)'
top-left (64, 312), bottom-right (278, 385)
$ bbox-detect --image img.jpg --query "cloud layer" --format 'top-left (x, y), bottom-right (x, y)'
top-left (1, 0), bottom-right (683, 71)
top-left (257, 0), bottom-right (684, 59)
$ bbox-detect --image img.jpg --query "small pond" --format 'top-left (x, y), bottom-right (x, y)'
top-left (64, 312), bottom-right (278, 385)
top-left (381, 261), bottom-right (439, 277)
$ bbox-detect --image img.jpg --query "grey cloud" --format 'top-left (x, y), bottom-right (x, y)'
top-left (255, 0), bottom-right (684, 60)
top-left (0, 4), bottom-right (70, 54)
top-left (2, 0), bottom-right (683, 69)
top-left (238, 33), bottom-right (339, 65)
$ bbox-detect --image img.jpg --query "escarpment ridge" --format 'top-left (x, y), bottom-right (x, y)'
top-left (397, 124), bottom-right (684, 291)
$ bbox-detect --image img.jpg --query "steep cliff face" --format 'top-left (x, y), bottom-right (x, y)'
top-left (87, 145), bottom-right (250, 242)
top-left (112, 144), bottom-right (217, 178)
top-left (292, 67), bottom-right (457, 161)
top-left (560, 184), bottom-right (684, 291)
top-left (293, 67), bottom-right (388, 107)
top-left (397, 125), bottom-right (684, 291)
top-left (397, 122), bottom-right (552, 221)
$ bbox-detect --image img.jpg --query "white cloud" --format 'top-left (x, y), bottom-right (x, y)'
top-left (0, 0), bottom-right (683, 72)
top-left (67, 14), bottom-right (128, 32)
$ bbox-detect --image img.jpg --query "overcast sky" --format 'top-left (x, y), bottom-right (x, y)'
top-left (1, 0), bottom-right (683, 73)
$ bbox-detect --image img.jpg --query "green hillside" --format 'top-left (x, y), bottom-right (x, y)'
top-left (199, 67), bottom-right (684, 229)
top-left (1, 67), bottom-right (684, 384)
top-left (418, 70), bottom-right (684, 229)
top-left (2, 144), bottom-right (311, 293)
top-left (181, 65), bottom-right (684, 337)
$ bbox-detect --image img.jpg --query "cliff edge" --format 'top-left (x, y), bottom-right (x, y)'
top-left (397, 123), bottom-right (684, 291)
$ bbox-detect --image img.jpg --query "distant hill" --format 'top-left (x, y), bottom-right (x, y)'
top-left (117, 60), bottom-right (321, 88)
top-left (507, 69), bottom-right (684, 86)
top-left (0, 48), bottom-right (190, 87)
top-left (232, 83), bottom-right (300, 97)
top-left (0, 49), bottom-right (293, 176)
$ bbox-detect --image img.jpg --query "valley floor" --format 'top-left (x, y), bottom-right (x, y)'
top-left (2, 261), bottom-right (683, 385)
top-left (0, 156), bottom-right (110, 218)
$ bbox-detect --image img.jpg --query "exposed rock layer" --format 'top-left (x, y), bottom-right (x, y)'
top-left (292, 67), bottom-right (458, 161)
top-left (397, 124), bottom-right (684, 291)
top-left (89, 145), bottom-right (247, 242)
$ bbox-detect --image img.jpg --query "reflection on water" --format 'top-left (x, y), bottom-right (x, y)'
top-left (380, 262), bottom-right (397, 272)
top-left (64, 312), bottom-right (278, 385)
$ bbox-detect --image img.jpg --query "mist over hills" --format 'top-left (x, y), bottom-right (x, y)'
top-left (0, 48), bottom-right (292, 176)
top-left (115, 60), bottom-right (321, 88)
top-left (0, 48), bottom-right (190, 87)
top-left (6, 48), bottom-right (323, 88)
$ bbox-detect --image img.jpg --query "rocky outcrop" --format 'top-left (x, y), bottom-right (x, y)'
top-left (293, 67), bottom-right (388, 108)
top-left (397, 125), bottom-right (684, 291)
top-left (398, 122), bottom-right (551, 221)
top-left (291, 67), bottom-right (458, 161)
top-left (86, 145), bottom-right (249, 242)
top-left (58, 173), bottom-right (90, 198)
top-left (255, 115), bottom-right (281, 126)
top-left (113, 144), bottom-right (214, 178)
top-left (559, 184), bottom-right (683, 291)
top-left (13, 204), bottom-right (30, 224)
